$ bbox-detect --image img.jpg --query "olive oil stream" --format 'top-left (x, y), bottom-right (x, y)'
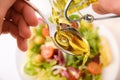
top-left (51, 0), bottom-right (97, 16)
top-left (54, 26), bottom-right (90, 66)
top-left (50, 0), bottom-right (97, 66)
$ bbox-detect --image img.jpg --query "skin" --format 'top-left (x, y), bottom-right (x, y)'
top-left (0, 0), bottom-right (38, 51)
top-left (92, 0), bottom-right (120, 15)
top-left (0, 0), bottom-right (120, 51)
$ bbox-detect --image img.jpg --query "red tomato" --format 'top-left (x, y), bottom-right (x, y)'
top-left (41, 46), bottom-right (54, 59)
top-left (42, 26), bottom-right (50, 37)
top-left (87, 62), bottom-right (102, 75)
top-left (71, 22), bottom-right (78, 29)
top-left (68, 72), bottom-right (77, 80)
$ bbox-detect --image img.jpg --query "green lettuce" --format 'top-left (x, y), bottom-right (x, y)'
top-left (79, 20), bottom-right (100, 55)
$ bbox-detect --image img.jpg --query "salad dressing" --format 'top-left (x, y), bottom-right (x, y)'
top-left (51, 0), bottom-right (97, 15)
top-left (51, 0), bottom-right (97, 65)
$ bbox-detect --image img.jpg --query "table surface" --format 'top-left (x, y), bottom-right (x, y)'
top-left (0, 0), bottom-right (120, 80)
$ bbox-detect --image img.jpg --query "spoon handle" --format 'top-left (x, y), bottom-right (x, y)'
top-left (94, 15), bottom-right (120, 21)
top-left (82, 14), bottom-right (120, 22)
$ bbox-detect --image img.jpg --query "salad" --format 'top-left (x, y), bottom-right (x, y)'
top-left (23, 14), bottom-right (112, 80)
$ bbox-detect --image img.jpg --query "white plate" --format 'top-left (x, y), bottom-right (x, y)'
top-left (15, 25), bottom-right (120, 80)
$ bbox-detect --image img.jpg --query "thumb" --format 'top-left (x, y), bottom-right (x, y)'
top-left (92, 3), bottom-right (109, 14)
top-left (0, 0), bottom-right (15, 33)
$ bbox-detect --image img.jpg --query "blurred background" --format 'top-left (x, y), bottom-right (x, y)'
top-left (0, 0), bottom-right (120, 80)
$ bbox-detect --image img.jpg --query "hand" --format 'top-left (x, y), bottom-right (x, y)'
top-left (0, 0), bottom-right (38, 51)
top-left (92, 0), bottom-right (120, 15)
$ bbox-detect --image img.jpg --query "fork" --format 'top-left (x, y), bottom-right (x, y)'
top-left (24, 0), bottom-right (57, 38)
top-left (24, 0), bottom-right (90, 57)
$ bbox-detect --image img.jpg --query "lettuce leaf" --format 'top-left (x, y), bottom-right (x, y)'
top-left (79, 20), bottom-right (100, 55)
top-left (66, 54), bottom-right (84, 68)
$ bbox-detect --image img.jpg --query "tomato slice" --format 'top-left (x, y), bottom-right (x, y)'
top-left (71, 22), bottom-right (78, 29)
top-left (87, 62), bottom-right (102, 75)
top-left (42, 26), bottom-right (50, 37)
top-left (41, 46), bottom-right (54, 59)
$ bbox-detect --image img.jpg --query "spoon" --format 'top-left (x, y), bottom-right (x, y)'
top-left (24, 0), bottom-right (90, 56)
top-left (64, 0), bottom-right (120, 23)
top-left (54, 25), bottom-right (90, 55)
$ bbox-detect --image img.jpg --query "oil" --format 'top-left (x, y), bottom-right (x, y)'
top-left (50, 0), bottom-right (97, 65)
top-left (54, 26), bottom-right (90, 66)
top-left (51, 0), bottom-right (97, 24)
top-left (54, 27), bottom-right (90, 55)
top-left (50, 0), bottom-right (97, 15)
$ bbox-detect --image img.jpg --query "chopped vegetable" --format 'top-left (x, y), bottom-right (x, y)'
top-left (71, 22), bottom-right (79, 29)
top-left (34, 54), bottom-right (44, 63)
top-left (24, 62), bottom-right (38, 76)
top-left (66, 54), bottom-right (84, 68)
top-left (34, 36), bottom-right (45, 45)
top-left (31, 44), bottom-right (40, 53)
top-left (35, 24), bottom-right (44, 36)
top-left (67, 67), bottom-right (80, 79)
top-left (41, 46), bottom-right (55, 59)
top-left (42, 26), bottom-right (50, 37)
top-left (87, 62), bottom-right (102, 75)
top-left (23, 14), bottom-right (112, 80)
top-left (79, 20), bottom-right (100, 55)
top-left (100, 36), bottom-right (112, 67)
top-left (69, 14), bottom-right (80, 20)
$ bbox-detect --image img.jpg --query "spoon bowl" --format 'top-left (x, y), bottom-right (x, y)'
top-left (53, 25), bottom-right (90, 55)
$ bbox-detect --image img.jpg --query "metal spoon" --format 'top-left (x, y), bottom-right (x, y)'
top-left (64, 0), bottom-right (120, 23)
top-left (24, 0), bottom-right (90, 55)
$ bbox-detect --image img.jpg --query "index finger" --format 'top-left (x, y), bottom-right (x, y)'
top-left (13, 0), bottom-right (38, 26)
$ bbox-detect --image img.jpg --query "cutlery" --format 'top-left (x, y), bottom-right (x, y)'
top-left (24, 0), bottom-right (90, 56)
